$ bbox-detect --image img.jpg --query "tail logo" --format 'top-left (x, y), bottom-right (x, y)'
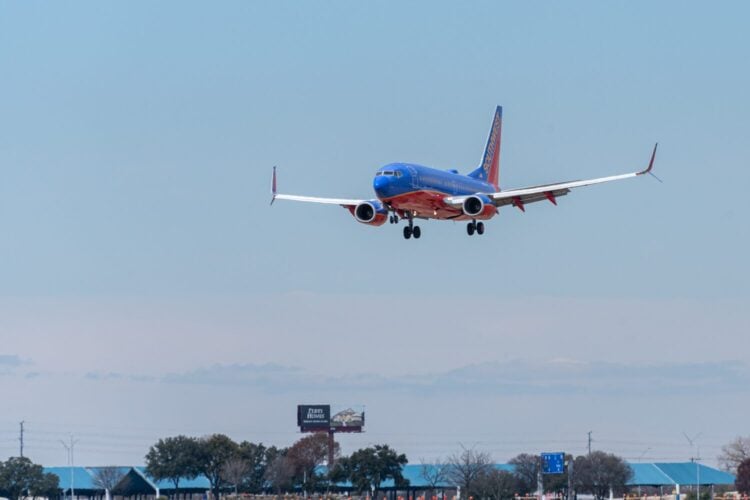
top-left (481, 108), bottom-right (502, 187)
top-left (484, 114), bottom-right (501, 173)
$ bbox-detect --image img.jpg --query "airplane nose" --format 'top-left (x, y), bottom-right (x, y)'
top-left (373, 175), bottom-right (389, 194)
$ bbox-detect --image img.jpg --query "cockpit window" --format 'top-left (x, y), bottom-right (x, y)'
top-left (377, 170), bottom-right (402, 177)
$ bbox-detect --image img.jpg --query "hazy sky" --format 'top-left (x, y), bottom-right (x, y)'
top-left (1, 1), bottom-right (748, 468)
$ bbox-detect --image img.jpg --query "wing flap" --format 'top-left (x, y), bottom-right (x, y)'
top-left (493, 188), bottom-right (570, 208)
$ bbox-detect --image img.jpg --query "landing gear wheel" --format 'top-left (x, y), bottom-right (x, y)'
top-left (467, 222), bottom-right (475, 236)
top-left (389, 215), bottom-right (394, 224)
top-left (393, 214), bottom-right (399, 223)
top-left (476, 222), bottom-right (485, 235)
top-left (412, 226), bottom-right (421, 239)
top-left (403, 226), bottom-right (412, 239)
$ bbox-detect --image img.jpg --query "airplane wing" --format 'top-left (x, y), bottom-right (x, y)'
top-left (445, 143), bottom-right (658, 211)
top-left (270, 167), bottom-right (363, 207)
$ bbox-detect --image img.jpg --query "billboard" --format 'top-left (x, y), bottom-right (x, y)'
top-left (330, 407), bottom-right (365, 432)
top-left (297, 405), bottom-right (331, 431)
top-left (297, 405), bottom-right (365, 432)
top-left (541, 452), bottom-right (565, 474)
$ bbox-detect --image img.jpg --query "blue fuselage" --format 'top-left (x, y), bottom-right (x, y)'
top-left (373, 163), bottom-right (495, 200)
top-left (371, 163), bottom-right (495, 220)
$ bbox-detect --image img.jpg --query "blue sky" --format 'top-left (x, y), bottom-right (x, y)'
top-left (1, 1), bottom-right (749, 466)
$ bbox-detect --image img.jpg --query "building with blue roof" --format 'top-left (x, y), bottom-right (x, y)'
top-left (44, 467), bottom-right (100, 496)
top-left (44, 466), bottom-right (211, 499)
top-left (388, 463), bottom-right (735, 491)
top-left (43, 461), bottom-right (734, 499)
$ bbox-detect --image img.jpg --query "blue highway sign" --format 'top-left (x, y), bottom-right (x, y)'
top-left (541, 452), bottom-right (565, 474)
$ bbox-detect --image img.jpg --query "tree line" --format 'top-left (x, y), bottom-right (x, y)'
top-left (144, 433), bottom-right (633, 500)
top-left (145, 433), bottom-right (346, 498)
top-left (1, 433), bottom-right (749, 500)
top-left (144, 434), bottom-right (411, 498)
top-left (436, 448), bottom-right (633, 500)
top-left (143, 433), bottom-right (750, 500)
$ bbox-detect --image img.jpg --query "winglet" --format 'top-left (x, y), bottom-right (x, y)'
top-left (270, 166), bottom-right (277, 205)
top-left (638, 143), bottom-right (658, 176)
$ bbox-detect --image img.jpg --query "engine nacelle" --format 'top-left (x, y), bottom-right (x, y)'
top-left (351, 200), bottom-right (388, 226)
top-left (462, 194), bottom-right (496, 220)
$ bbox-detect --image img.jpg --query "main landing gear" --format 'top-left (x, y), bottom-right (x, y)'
top-left (467, 220), bottom-right (485, 236)
top-left (403, 215), bottom-right (421, 240)
top-left (404, 225), bottom-right (421, 239)
top-left (390, 209), bottom-right (420, 240)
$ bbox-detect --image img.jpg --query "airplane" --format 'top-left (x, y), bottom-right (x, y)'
top-left (271, 106), bottom-right (658, 240)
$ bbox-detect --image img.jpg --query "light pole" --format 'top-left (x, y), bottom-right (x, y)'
top-left (683, 432), bottom-right (702, 500)
top-left (60, 434), bottom-right (79, 500)
top-left (636, 448), bottom-right (652, 496)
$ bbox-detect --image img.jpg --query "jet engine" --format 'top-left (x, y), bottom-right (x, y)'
top-left (462, 194), bottom-right (497, 219)
top-left (351, 200), bottom-right (388, 226)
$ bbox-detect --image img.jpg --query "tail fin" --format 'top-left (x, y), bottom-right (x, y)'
top-left (468, 106), bottom-right (502, 189)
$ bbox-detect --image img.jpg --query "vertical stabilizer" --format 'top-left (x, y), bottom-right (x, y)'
top-left (468, 106), bottom-right (502, 189)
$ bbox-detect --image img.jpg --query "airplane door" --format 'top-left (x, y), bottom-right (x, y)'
top-left (406, 165), bottom-right (419, 188)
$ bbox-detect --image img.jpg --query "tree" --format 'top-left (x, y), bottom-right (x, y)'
top-left (0, 456), bottom-right (60, 500)
top-left (472, 469), bottom-right (517, 500)
top-left (334, 444), bottom-right (408, 497)
top-left (221, 457), bottom-right (250, 494)
top-left (446, 446), bottom-right (493, 498)
top-left (420, 458), bottom-right (450, 493)
top-left (508, 453), bottom-right (571, 496)
top-left (145, 435), bottom-right (202, 495)
top-left (92, 467), bottom-right (125, 500)
top-left (573, 451), bottom-right (632, 500)
top-left (30, 470), bottom-right (60, 498)
top-left (509, 453), bottom-right (539, 495)
top-left (236, 441), bottom-right (268, 493)
top-left (197, 434), bottom-right (240, 500)
top-left (287, 433), bottom-right (338, 492)
top-left (736, 458), bottom-right (750, 495)
top-left (264, 454), bottom-right (295, 494)
top-left (719, 436), bottom-right (750, 474)
top-left (235, 442), bottom-right (290, 493)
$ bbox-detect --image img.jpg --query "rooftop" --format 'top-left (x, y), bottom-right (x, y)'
top-left (45, 461), bottom-right (736, 493)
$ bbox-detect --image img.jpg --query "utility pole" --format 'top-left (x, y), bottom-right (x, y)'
top-left (19, 421), bottom-right (25, 457)
top-left (587, 431), bottom-right (593, 455)
top-left (60, 434), bottom-right (79, 500)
